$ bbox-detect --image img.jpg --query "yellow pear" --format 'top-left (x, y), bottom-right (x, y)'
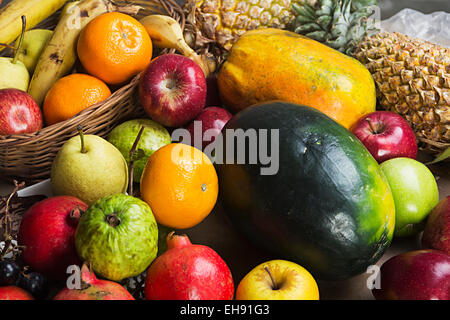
top-left (51, 127), bottom-right (128, 205)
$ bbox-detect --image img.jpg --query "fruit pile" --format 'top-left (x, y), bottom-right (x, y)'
top-left (0, 0), bottom-right (449, 301)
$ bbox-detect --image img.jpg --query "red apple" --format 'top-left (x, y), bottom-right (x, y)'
top-left (18, 196), bottom-right (88, 280)
top-left (139, 54), bottom-right (207, 127)
top-left (205, 74), bottom-right (222, 107)
top-left (145, 232), bottom-right (234, 300)
top-left (351, 111), bottom-right (417, 163)
top-left (372, 249), bottom-right (450, 300)
top-left (0, 88), bottom-right (43, 135)
top-left (186, 106), bottom-right (232, 150)
top-left (0, 286), bottom-right (34, 300)
top-left (422, 196), bottom-right (450, 255)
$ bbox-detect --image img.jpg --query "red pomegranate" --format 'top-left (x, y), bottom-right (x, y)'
top-left (145, 232), bottom-right (234, 300)
top-left (53, 263), bottom-right (135, 300)
top-left (18, 196), bottom-right (88, 280)
top-left (0, 286), bottom-right (34, 300)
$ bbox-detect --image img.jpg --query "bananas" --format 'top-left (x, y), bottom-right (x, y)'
top-left (140, 14), bottom-right (214, 77)
top-left (0, 0), bottom-right (67, 51)
top-left (28, 0), bottom-right (110, 106)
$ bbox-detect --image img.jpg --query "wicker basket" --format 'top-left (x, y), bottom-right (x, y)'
top-left (0, 0), bottom-right (188, 184)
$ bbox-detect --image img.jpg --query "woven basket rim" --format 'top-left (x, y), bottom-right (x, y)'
top-left (0, 0), bottom-right (185, 146)
top-left (0, 74), bottom-right (140, 145)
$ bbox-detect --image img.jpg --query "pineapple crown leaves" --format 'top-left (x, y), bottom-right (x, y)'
top-left (292, 0), bottom-right (380, 55)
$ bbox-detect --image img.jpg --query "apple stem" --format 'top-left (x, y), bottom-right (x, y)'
top-left (12, 15), bottom-right (26, 65)
top-left (127, 126), bottom-right (145, 196)
top-left (264, 266), bottom-right (278, 290)
top-left (77, 125), bottom-right (87, 154)
top-left (366, 118), bottom-right (378, 134)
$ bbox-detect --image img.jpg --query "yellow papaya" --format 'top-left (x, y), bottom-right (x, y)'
top-left (217, 28), bottom-right (376, 129)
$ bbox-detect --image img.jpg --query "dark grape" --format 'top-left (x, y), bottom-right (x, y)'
top-left (0, 260), bottom-right (20, 285)
top-left (17, 272), bottom-right (49, 300)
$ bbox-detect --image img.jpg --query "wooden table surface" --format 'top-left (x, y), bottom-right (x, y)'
top-left (0, 157), bottom-right (448, 300)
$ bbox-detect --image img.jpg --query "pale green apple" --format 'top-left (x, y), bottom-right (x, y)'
top-left (380, 157), bottom-right (440, 237)
top-left (0, 57), bottom-right (29, 91)
top-left (15, 29), bottom-right (53, 74)
top-left (50, 131), bottom-right (128, 205)
top-left (235, 260), bottom-right (320, 300)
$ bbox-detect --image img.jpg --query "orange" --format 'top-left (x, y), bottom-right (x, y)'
top-left (140, 143), bottom-right (219, 229)
top-left (77, 12), bottom-right (153, 85)
top-left (43, 73), bottom-right (111, 126)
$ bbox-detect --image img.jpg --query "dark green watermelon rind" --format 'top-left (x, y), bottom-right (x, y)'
top-left (216, 102), bottom-right (395, 281)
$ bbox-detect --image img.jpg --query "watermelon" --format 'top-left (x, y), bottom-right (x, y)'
top-left (215, 102), bottom-right (395, 281)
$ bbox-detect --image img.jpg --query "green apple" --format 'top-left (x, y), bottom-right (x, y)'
top-left (75, 193), bottom-right (158, 281)
top-left (380, 157), bottom-right (439, 237)
top-left (235, 260), bottom-right (320, 300)
top-left (107, 119), bottom-right (171, 182)
top-left (15, 29), bottom-right (53, 74)
top-left (50, 127), bottom-right (128, 205)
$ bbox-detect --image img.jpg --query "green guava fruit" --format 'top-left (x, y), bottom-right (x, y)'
top-left (75, 193), bottom-right (158, 281)
top-left (107, 119), bottom-right (171, 182)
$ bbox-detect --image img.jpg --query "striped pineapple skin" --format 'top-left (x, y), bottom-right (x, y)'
top-left (354, 32), bottom-right (450, 153)
top-left (191, 0), bottom-right (304, 49)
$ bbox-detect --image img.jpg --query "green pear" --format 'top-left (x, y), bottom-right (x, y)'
top-left (15, 29), bottom-right (53, 74)
top-left (0, 15), bottom-right (29, 91)
top-left (51, 127), bottom-right (129, 205)
top-left (0, 57), bottom-right (29, 91)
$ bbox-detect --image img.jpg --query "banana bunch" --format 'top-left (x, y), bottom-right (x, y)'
top-left (28, 0), bottom-right (112, 105)
top-left (140, 15), bottom-right (215, 77)
top-left (0, 0), bottom-right (67, 51)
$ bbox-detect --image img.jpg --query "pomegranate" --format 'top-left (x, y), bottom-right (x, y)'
top-left (0, 286), bottom-right (34, 300)
top-left (145, 232), bottom-right (234, 300)
top-left (53, 263), bottom-right (134, 300)
top-left (18, 196), bottom-right (87, 280)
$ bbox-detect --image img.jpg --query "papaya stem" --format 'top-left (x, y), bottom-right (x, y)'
top-left (12, 16), bottom-right (26, 64)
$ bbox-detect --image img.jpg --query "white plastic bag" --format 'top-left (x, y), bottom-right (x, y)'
top-left (381, 8), bottom-right (450, 47)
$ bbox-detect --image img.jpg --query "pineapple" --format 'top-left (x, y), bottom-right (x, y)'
top-left (183, 0), bottom-right (313, 50)
top-left (291, 0), bottom-right (378, 54)
top-left (183, 0), bottom-right (375, 52)
top-left (354, 32), bottom-right (450, 154)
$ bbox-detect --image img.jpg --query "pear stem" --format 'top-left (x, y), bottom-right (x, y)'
top-left (127, 126), bottom-right (145, 196)
top-left (12, 15), bottom-right (26, 65)
top-left (264, 266), bottom-right (278, 290)
top-left (77, 125), bottom-right (87, 154)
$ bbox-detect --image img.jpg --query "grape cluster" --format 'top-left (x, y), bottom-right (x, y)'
top-left (0, 259), bottom-right (49, 299)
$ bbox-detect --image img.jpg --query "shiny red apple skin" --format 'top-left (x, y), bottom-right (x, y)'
top-left (187, 106), bottom-right (232, 150)
top-left (0, 286), bottom-right (34, 300)
top-left (422, 196), bottom-right (450, 255)
top-left (139, 54), bottom-right (207, 128)
top-left (0, 88), bottom-right (43, 135)
top-left (372, 249), bottom-right (450, 300)
top-left (18, 196), bottom-right (88, 280)
top-left (351, 111), bottom-right (417, 163)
